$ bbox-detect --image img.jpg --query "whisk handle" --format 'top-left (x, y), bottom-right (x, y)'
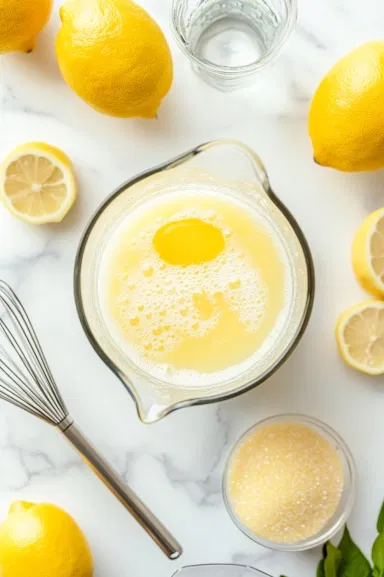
top-left (60, 421), bottom-right (182, 560)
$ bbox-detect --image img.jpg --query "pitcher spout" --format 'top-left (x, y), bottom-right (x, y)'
top-left (122, 373), bottom-right (180, 424)
top-left (137, 403), bottom-right (171, 424)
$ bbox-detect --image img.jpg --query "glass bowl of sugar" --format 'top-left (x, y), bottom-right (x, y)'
top-left (223, 414), bottom-right (356, 551)
top-left (172, 565), bottom-right (272, 577)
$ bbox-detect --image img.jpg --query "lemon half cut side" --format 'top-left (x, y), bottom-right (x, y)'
top-left (336, 301), bottom-right (384, 375)
top-left (352, 208), bottom-right (384, 298)
top-left (0, 142), bottom-right (77, 224)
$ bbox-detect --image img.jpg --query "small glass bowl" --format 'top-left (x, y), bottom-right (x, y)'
top-left (223, 414), bottom-right (356, 552)
top-left (172, 564), bottom-right (272, 577)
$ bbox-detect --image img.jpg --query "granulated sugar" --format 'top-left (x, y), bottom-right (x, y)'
top-left (228, 422), bottom-right (344, 544)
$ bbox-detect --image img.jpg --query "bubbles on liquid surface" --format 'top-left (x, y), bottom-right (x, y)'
top-left (101, 194), bottom-right (291, 387)
top-left (113, 206), bottom-right (268, 364)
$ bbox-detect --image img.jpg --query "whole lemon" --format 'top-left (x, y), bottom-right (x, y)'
top-left (56, 0), bottom-right (173, 118)
top-left (0, 501), bottom-right (93, 577)
top-left (309, 42), bottom-right (384, 172)
top-left (0, 0), bottom-right (52, 54)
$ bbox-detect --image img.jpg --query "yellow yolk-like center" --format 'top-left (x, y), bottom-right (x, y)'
top-left (153, 218), bottom-right (225, 265)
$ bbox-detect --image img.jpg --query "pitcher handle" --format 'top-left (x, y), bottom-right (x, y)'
top-left (164, 139), bottom-right (271, 194)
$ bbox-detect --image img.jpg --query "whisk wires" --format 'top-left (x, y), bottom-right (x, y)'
top-left (0, 281), bottom-right (69, 425)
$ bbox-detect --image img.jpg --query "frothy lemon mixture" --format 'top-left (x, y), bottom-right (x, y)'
top-left (101, 191), bottom-right (289, 385)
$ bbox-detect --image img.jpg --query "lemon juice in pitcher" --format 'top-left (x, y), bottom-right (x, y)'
top-left (100, 187), bottom-right (291, 387)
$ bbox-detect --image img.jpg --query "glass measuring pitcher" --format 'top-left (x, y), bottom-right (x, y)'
top-left (74, 140), bottom-right (314, 423)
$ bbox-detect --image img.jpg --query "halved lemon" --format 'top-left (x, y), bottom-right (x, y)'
top-left (352, 207), bottom-right (384, 298)
top-left (336, 301), bottom-right (384, 375)
top-left (0, 142), bottom-right (77, 224)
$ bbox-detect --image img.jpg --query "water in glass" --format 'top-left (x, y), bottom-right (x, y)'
top-left (187, 0), bottom-right (287, 68)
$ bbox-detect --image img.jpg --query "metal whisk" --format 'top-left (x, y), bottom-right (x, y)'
top-left (0, 281), bottom-right (182, 559)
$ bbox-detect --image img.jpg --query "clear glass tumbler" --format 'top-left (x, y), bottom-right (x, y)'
top-left (171, 0), bottom-right (298, 90)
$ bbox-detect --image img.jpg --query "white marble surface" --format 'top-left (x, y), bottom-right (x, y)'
top-left (1, 1), bottom-right (384, 575)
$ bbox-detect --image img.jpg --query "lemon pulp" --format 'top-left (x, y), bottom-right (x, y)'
top-left (101, 191), bottom-right (289, 385)
top-left (336, 301), bottom-right (384, 375)
top-left (352, 208), bottom-right (384, 298)
top-left (0, 142), bottom-right (77, 224)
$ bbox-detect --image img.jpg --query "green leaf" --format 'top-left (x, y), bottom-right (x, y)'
top-left (373, 568), bottom-right (384, 577)
top-left (338, 526), bottom-right (372, 577)
top-left (373, 532), bottom-right (384, 574)
top-left (324, 542), bottom-right (343, 577)
top-left (317, 559), bottom-right (326, 577)
top-left (377, 503), bottom-right (384, 534)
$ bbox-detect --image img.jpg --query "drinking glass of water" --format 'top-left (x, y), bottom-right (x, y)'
top-left (171, 0), bottom-right (297, 90)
